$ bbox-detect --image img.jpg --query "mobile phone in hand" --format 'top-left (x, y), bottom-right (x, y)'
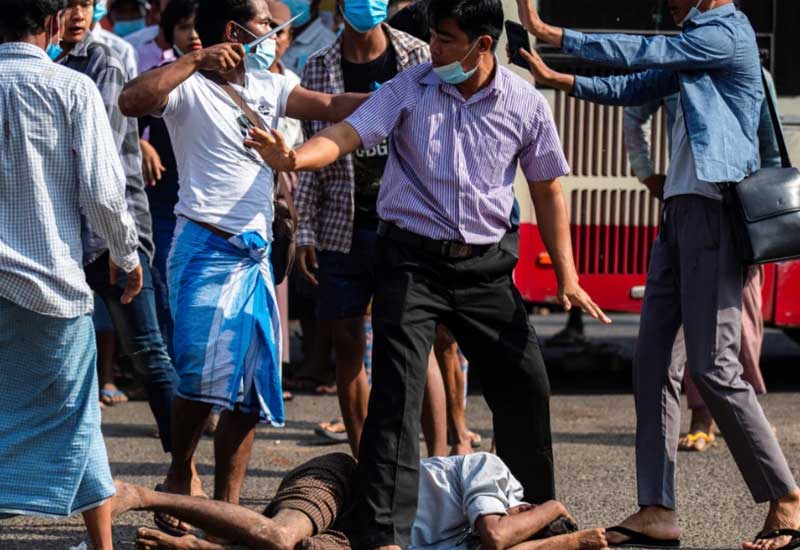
top-left (505, 20), bottom-right (532, 70)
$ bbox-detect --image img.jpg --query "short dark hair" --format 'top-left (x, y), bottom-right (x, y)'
top-left (195, 0), bottom-right (255, 47)
top-left (161, 0), bottom-right (198, 44)
top-left (427, 0), bottom-right (503, 50)
top-left (0, 0), bottom-right (63, 41)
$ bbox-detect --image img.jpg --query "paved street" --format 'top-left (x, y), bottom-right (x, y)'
top-left (2, 313), bottom-right (799, 550)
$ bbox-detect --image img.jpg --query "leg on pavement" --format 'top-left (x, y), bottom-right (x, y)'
top-left (608, 202), bottom-right (683, 545)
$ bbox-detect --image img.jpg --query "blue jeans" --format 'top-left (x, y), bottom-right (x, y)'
top-left (85, 250), bottom-right (178, 453)
top-left (151, 213), bottom-right (177, 360)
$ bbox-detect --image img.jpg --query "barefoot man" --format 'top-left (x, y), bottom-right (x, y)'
top-left (513, 0), bottom-right (800, 548)
top-left (114, 452), bottom-right (609, 550)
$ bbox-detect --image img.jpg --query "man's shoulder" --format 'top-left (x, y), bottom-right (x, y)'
top-left (82, 38), bottom-right (128, 78)
top-left (498, 66), bottom-right (546, 105)
top-left (386, 25), bottom-right (429, 58)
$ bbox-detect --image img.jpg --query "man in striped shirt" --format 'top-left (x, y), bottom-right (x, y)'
top-left (246, 0), bottom-right (610, 547)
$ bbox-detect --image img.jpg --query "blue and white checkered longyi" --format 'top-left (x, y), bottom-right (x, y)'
top-left (0, 298), bottom-right (115, 518)
top-left (168, 218), bottom-right (285, 425)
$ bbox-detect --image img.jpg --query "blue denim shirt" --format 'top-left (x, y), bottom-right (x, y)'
top-left (565, 4), bottom-right (762, 184)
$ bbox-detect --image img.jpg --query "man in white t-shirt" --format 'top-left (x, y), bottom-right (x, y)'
top-left (119, 0), bottom-right (368, 529)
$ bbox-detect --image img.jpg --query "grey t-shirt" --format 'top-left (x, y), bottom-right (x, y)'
top-left (664, 102), bottom-right (723, 201)
top-left (410, 453), bottom-right (526, 550)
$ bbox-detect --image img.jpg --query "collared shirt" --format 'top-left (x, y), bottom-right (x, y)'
top-left (60, 32), bottom-right (154, 265)
top-left (410, 453), bottom-right (526, 550)
top-left (294, 25), bottom-right (430, 252)
top-left (92, 26), bottom-right (139, 79)
top-left (0, 43), bottom-right (139, 318)
top-left (346, 62), bottom-right (570, 245)
top-left (282, 18), bottom-right (338, 76)
top-left (624, 70), bottom-right (781, 187)
top-left (566, 3), bottom-right (762, 184)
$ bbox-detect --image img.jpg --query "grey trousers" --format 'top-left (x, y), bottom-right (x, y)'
top-left (635, 195), bottom-right (797, 509)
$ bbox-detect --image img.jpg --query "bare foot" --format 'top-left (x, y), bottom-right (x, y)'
top-left (135, 527), bottom-right (224, 549)
top-left (743, 490), bottom-right (800, 550)
top-left (100, 384), bottom-right (129, 406)
top-left (606, 507), bottom-right (680, 546)
top-left (111, 480), bottom-right (146, 517)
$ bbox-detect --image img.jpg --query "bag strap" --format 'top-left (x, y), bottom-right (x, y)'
top-left (761, 70), bottom-right (792, 169)
top-left (204, 71), bottom-right (298, 229)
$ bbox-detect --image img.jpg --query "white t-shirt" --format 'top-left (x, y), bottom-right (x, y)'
top-left (160, 70), bottom-right (298, 239)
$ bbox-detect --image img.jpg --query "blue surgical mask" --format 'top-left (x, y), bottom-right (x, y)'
top-left (114, 18), bottom-right (146, 37)
top-left (433, 41), bottom-right (479, 85)
top-left (235, 23), bottom-right (278, 72)
top-left (46, 17), bottom-right (63, 61)
top-left (678, 0), bottom-right (704, 28)
top-left (92, 1), bottom-right (108, 25)
top-left (342, 0), bottom-right (388, 34)
top-left (284, 0), bottom-right (311, 28)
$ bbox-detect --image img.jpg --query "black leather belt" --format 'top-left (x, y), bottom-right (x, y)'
top-left (377, 221), bottom-right (494, 259)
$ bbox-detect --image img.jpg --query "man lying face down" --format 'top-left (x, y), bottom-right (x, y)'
top-left (113, 452), bottom-right (608, 550)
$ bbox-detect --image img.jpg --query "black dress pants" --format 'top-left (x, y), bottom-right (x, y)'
top-left (353, 231), bottom-right (554, 549)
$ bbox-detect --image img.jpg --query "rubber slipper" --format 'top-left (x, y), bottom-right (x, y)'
top-left (314, 422), bottom-right (348, 444)
top-left (153, 484), bottom-right (191, 537)
top-left (752, 529), bottom-right (800, 550)
top-left (100, 388), bottom-right (128, 406)
top-left (607, 526), bottom-right (680, 548)
top-left (678, 431), bottom-right (715, 452)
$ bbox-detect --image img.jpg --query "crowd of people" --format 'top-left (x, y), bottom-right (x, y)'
top-left (1, 0), bottom-right (799, 549)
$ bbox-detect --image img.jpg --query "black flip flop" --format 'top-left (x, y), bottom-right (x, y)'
top-left (752, 529), bottom-right (800, 550)
top-left (153, 484), bottom-right (192, 537)
top-left (607, 526), bottom-right (680, 549)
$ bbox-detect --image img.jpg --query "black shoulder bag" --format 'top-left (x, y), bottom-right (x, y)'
top-left (723, 72), bottom-right (800, 265)
top-left (212, 75), bottom-right (298, 284)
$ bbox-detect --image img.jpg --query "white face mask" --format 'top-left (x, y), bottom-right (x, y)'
top-left (678, 0), bottom-right (705, 28)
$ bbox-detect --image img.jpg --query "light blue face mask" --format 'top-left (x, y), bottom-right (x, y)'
top-left (114, 18), bottom-right (146, 37)
top-left (341, 0), bottom-right (388, 34)
top-left (92, 1), bottom-right (108, 24)
top-left (433, 40), bottom-right (479, 85)
top-left (46, 16), bottom-right (63, 61)
top-left (235, 23), bottom-right (278, 72)
top-left (678, 0), bottom-right (705, 28)
top-left (283, 0), bottom-right (311, 27)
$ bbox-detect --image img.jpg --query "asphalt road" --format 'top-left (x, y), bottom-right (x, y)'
top-left (2, 313), bottom-right (799, 550)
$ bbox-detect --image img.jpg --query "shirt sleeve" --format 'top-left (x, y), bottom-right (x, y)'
top-left (295, 169), bottom-right (321, 248)
top-left (158, 78), bottom-right (188, 119)
top-left (519, 98), bottom-right (570, 182)
top-left (345, 68), bottom-right (417, 149)
top-left (623, 100), bottom-right (662, 181)
top-left (573, 69), bottom-right (680, 107)
top-left (74, 84), bottom-right (140, 273)
top-left (276, 73), bottom-right (299, 123)
top-left (459, 454), bottom-right (526, 529)
top-left (562, 25), bottom-right (736, 71)
top-left (94, 64), bottom-right (128, 152)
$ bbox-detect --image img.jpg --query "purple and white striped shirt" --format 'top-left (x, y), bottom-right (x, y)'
top-left (346, 61), bottom-right (570, 245)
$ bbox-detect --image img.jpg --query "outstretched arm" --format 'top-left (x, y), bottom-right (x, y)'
top-left (285, 86), bottom-right (370, 123)
top-left (516, 0), bottom-right (734, 71)
top-left (245, 123), bottom-right (362, 173)
top-left (119, 43), bottom-right (245, 117)
top-left (476, 502), bottom-right (567, 550)
top-left (518, 47), bottom-right (679, 107)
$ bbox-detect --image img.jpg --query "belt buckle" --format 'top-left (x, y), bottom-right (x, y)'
top-left (447, 242), bottom-right (472, 258)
